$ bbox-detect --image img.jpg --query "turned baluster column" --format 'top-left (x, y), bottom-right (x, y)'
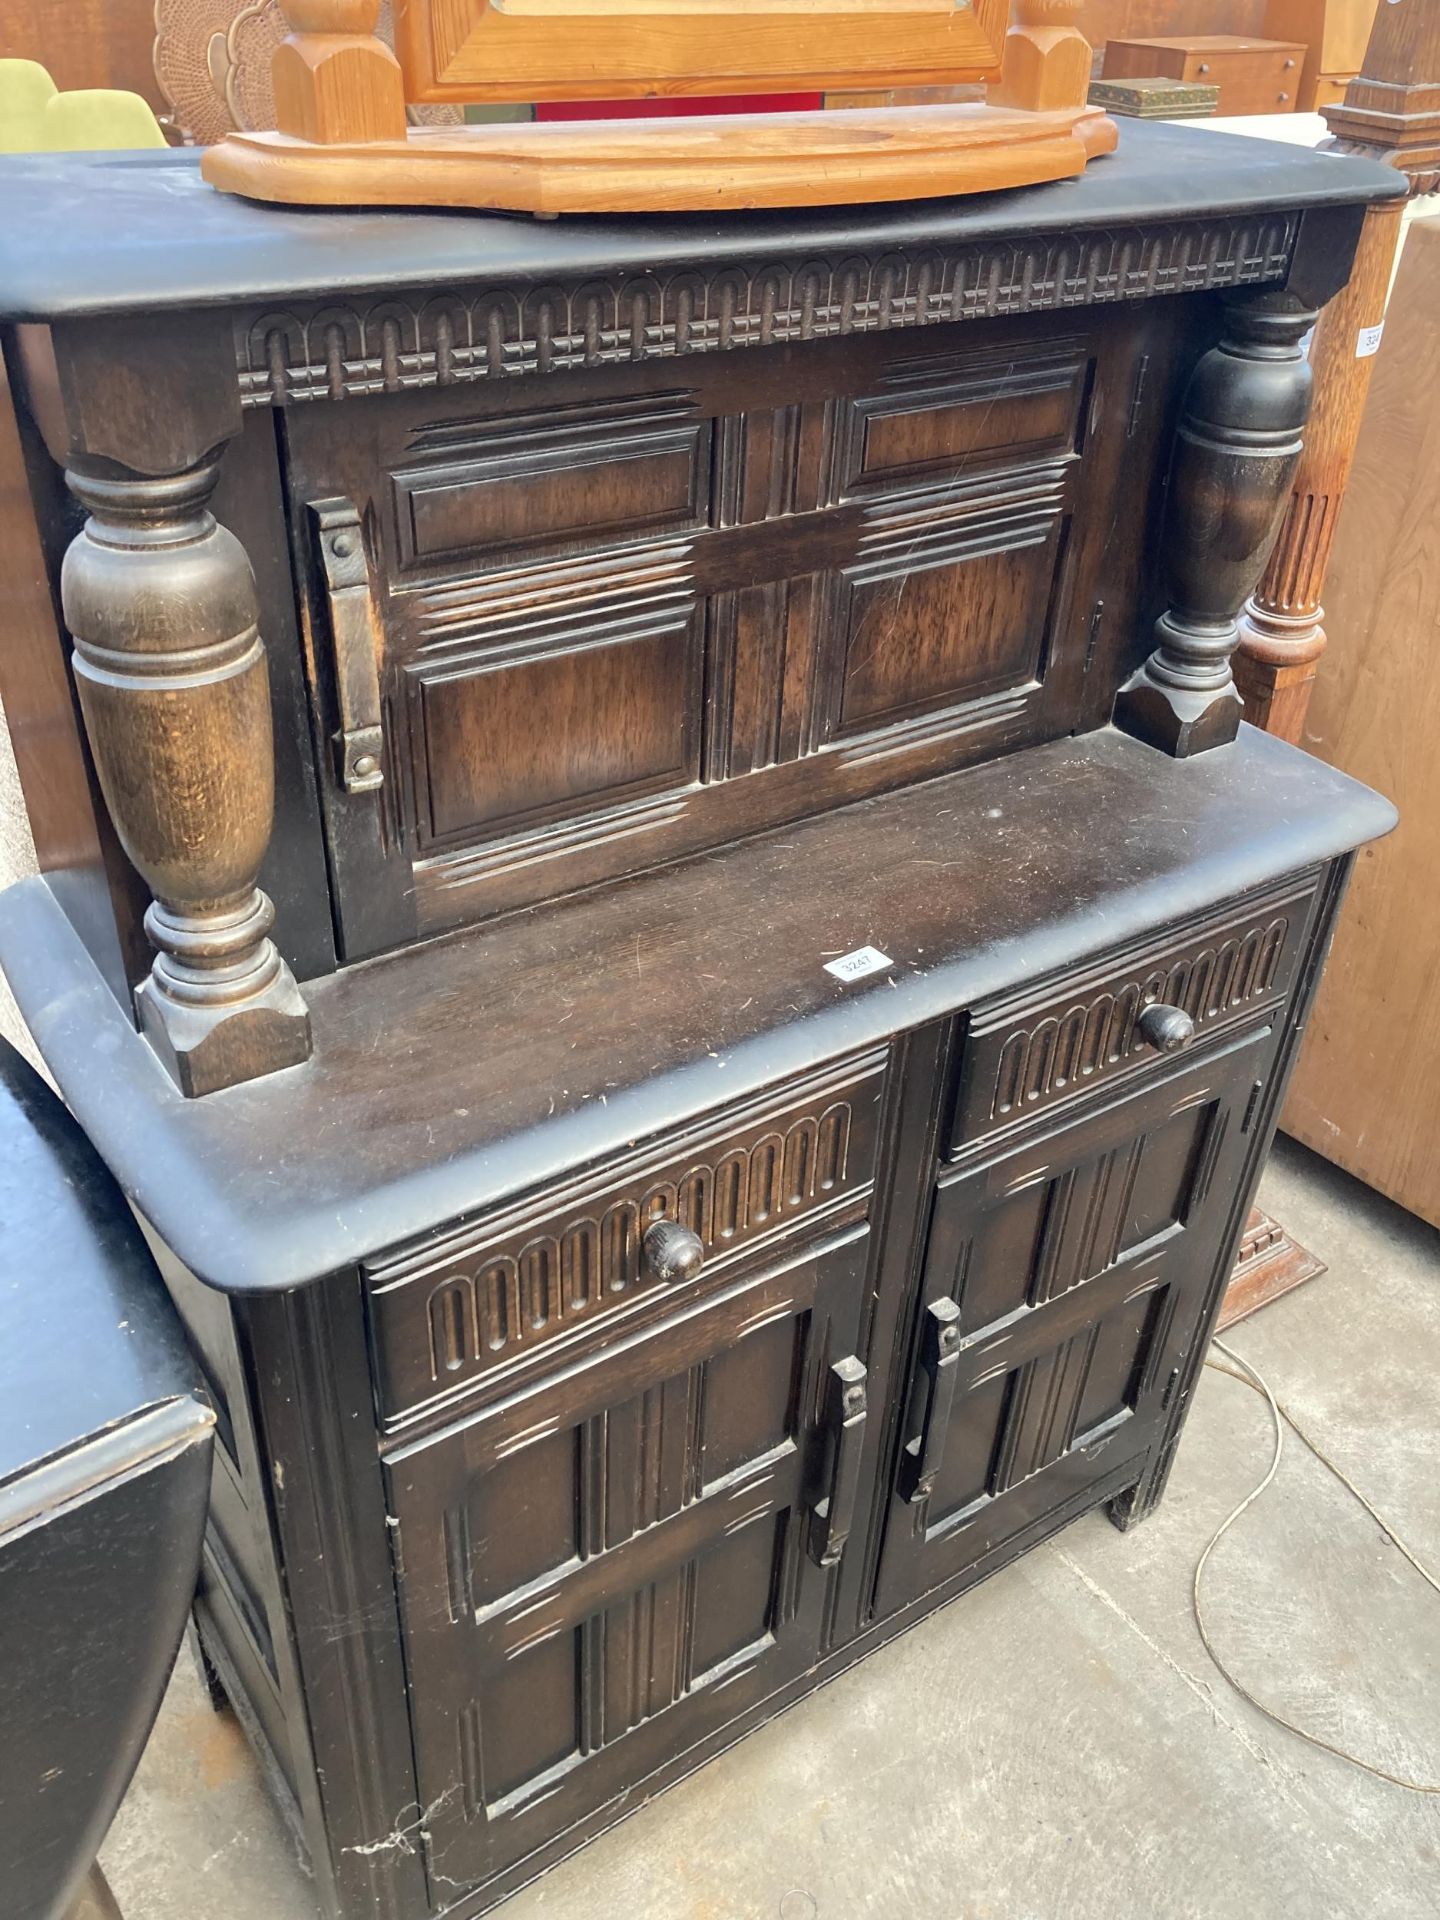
top-left (1114, 292), bottom-right (1316, 758)
top-left (60, 453), bottom-right (311, 1097)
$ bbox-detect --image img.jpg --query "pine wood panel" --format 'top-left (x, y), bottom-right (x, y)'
top-left (1283, 219), bottom-right (1440, 1227)
top-left (397, 0), bottom-right (1012, 102)
top-left (202, 100), bottom-right (1117, 214)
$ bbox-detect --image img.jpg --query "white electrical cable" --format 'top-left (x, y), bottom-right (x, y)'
top-left (1194, 1336), bottom-right (1440, 1795)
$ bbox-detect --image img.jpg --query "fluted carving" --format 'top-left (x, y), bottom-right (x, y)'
top-left (1235, 0), bottom-right (1439, 744)
top-left (61, 456), bottom-right (311, 1095)
top-left (1234, 198), bottom-right (1405, 741)
top-left (235, 216), bottom-right (1302, 409)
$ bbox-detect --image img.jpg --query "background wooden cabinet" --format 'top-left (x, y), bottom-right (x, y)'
top-left (1283, 217), bottom-right (1440, 1228)
top-left (1079, 1), bottom-right (1267, 59)
top-left (1082, 1), bottom-right (1376, 111)
top-left (1101, 35), bottom-right (1306, 115)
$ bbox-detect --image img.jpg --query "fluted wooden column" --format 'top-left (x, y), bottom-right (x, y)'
top-left (1235, 0), bottom-right (1440, 744)
top-left (1222, 2), bottom-right (1440, 1327)
top-left (1234, 198), bottom-right (1404, 741)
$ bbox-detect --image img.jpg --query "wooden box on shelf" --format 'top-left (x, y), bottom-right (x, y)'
top-left (1088, 76), bottom-right (1220, 117)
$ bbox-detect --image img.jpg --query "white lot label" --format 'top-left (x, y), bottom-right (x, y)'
top-left (1357, 322), bottom-right (1385, 359)
top-left (824, 946), bottom-right (893, 983)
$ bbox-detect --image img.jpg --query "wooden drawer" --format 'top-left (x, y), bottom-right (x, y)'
top-left (947, 874), bottom-right (1319, 1156)
top-left (1103, 37), bottom-right (1305, 115)
top-left (366, 1049), bottom-right (887, 1431)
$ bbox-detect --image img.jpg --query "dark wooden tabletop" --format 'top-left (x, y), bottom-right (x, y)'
top-left (0, 1044), bottom-right (200, 1486)
top-left (0, 725), bottom-right (1394, 1294)
top-left (0, 121), bottom-right (1403, 322)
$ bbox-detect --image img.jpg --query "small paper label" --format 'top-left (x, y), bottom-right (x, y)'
top-left (824, 946), bottom-right (893, 983)
top-left (1357, 322), bottom-right (1385, 359)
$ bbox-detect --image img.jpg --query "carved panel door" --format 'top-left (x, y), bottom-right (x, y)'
top-left (281, 307), bottom-right (1162, 959)
top-left (386, 1226), bottom-right (870, 1898)
top-left (872, 1024), bottom-right (1273, 1618)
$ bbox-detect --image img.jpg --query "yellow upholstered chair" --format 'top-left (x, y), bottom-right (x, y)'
top-left (0, 59), bottom-right (58, 152)
top-left (40, 88), bottom-right (167, 151)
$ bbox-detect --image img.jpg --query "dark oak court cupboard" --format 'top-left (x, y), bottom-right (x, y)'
top-left (0, 124), bottom-right (1402, 1920)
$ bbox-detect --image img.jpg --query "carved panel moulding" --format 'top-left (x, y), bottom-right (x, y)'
top-left (236, 215), bottom-right (1300, 409)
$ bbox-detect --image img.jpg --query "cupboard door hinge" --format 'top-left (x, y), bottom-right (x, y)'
top-left (1241, 1079), bottom-right (1265, 1135)
top-left (901, 1298), bottom-right (962, 1505)
top-left (1161, 1365), bottom-right (1181, 1413)
top-left (808, 1356), bottom-right (868, 1569)
top-left (312, 496), bottom-right (386, 793)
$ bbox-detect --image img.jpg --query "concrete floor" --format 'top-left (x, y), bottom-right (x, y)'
top-left (88, 1139), bottom-right (1439, 1920)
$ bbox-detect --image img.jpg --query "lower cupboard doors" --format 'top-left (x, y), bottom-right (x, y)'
top-left (385, 1228), bottom-right (869, 1897)
top-left (872, 1027), bottom-right (1271, 1618)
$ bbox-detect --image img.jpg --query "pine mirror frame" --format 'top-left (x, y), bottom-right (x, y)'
top-left (395, 0), bottom-right (1015, 104)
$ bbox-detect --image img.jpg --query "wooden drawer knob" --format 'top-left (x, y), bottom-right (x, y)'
top-left (642, 1219), bottom-right (706, 1284)
top-left (1138, 1003), bottom-right (1196, 1053)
